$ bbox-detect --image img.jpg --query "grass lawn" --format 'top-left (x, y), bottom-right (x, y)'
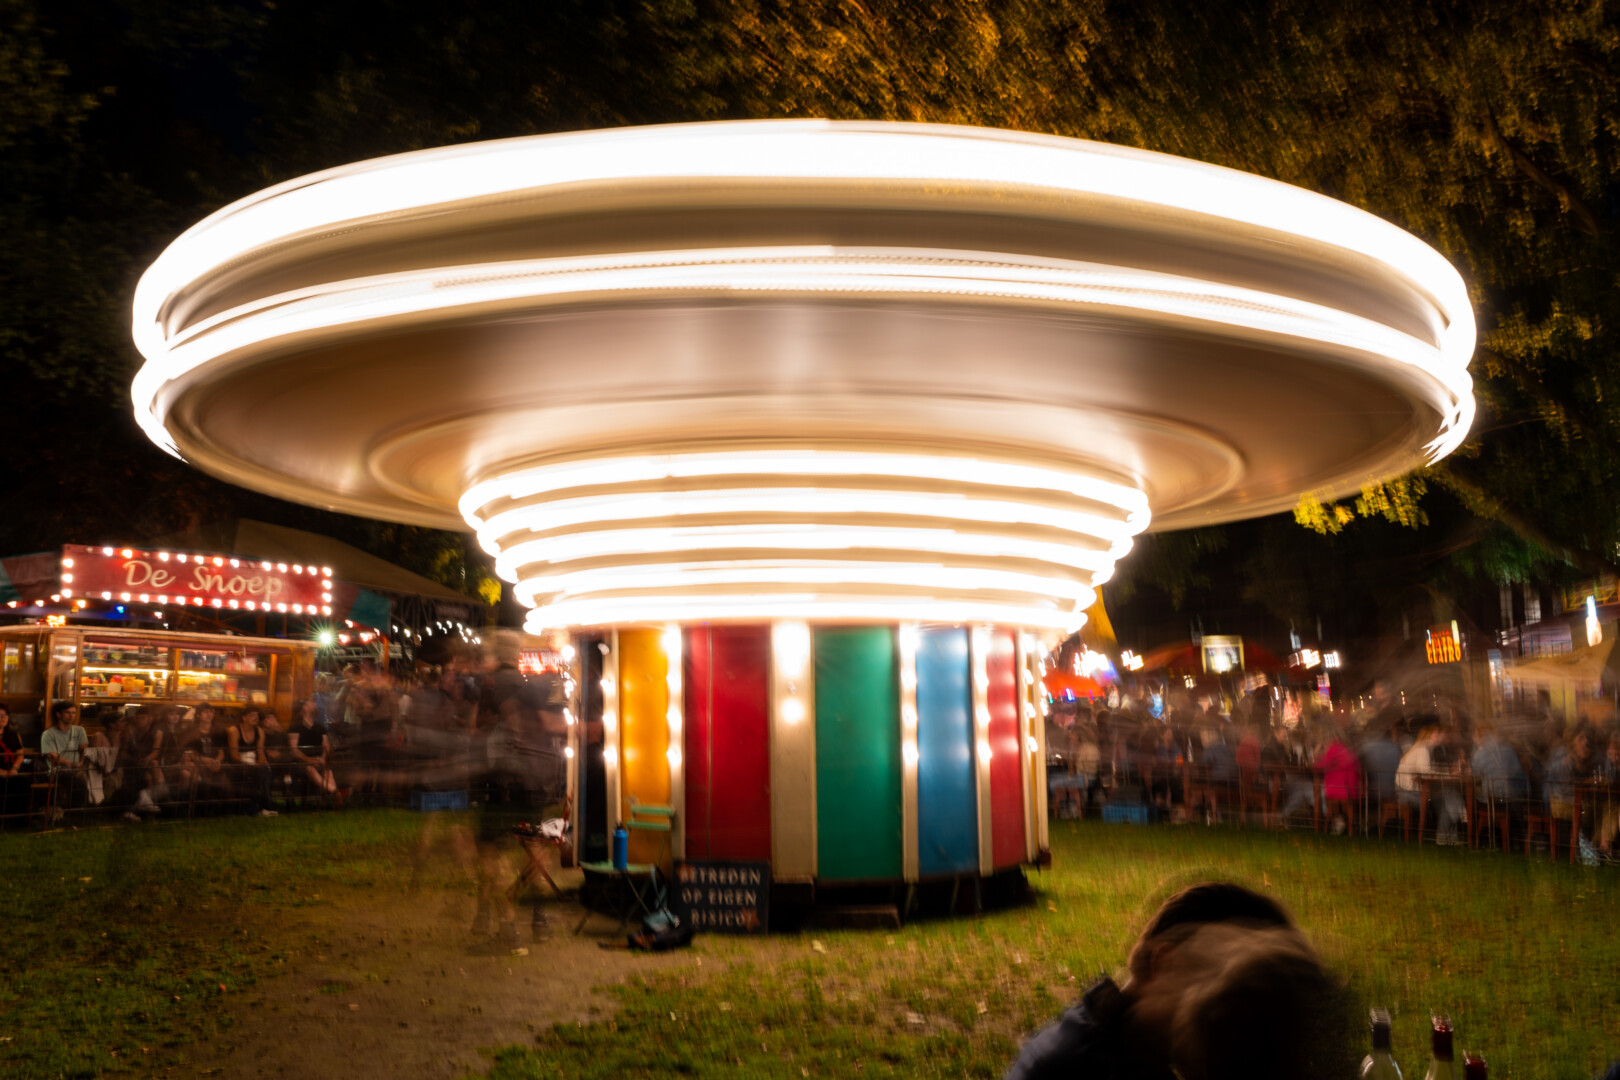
top-left (2, 813), bottom-right (1616, 1078)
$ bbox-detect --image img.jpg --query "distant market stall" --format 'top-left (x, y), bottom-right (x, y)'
top-left (1, 520), bottom-right (484, 649)
top-left (0, 625), bottom-right (316, 739)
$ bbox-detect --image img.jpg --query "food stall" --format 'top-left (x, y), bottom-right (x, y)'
top-left (0, 625), bottom-right (316, 736)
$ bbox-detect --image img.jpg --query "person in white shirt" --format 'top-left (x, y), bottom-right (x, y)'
top-left (1396, 726), bottom-right (1464, 843)
top-left (40, 704), bottom-right (90, 817)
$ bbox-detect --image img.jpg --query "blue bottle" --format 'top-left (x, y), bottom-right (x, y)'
top-left (612, 826), bottom-right (630, 870)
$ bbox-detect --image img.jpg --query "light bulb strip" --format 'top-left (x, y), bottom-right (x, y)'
top-left (662, 623), bottom-right (684, 862)
top-left (472, 486), bottom-right (1145, 556)
top-left (522, 596), bottom-right (1089, 634)
top-left (461, 445), bottom-right (1149, 521)
top-left (514, 563), bottom-right (1098, 609)
top-left (490, 525), bottom-right (1121, 580)
top-left (970, 624), bottom-right (996, 876)
top-left (897, 622), bottom-right (921, 884)
top-left (770, 620), bottom-right (817, 881)
top-left (602, 630), bottom-right (620, 830)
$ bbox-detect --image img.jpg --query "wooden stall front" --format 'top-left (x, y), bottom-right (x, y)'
top-left (0, 625), bottom-right (316, 737)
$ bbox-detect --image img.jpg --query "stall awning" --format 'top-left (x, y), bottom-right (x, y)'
top-left (0, 553), bottom-right (57, 605)
top-left (1509, 635), bottom-right (1620, 686)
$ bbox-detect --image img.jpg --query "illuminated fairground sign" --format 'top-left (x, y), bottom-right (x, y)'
top-left (59, 544), bottom-right (334, 616)
top-left (1201, 635), bottom-right (1244, 674)
top-left (1425, 623), bottom-right (1463, 665)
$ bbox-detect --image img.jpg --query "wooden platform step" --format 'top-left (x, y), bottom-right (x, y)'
top-left (811, 904), bottom-right (902, 931)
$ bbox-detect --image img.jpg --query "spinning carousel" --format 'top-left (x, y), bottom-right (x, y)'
top-left (132, 121), bottom-right (1474, 888)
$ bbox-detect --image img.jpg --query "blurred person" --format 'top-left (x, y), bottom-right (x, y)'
top-left (1046, 708), bottom-right (1084, 818)
top-left (1596, 731), bottom-right (1620, 858)
top-left (1470, 720), bottom-right (1529, 802)
top-left (123, 709), bottom-right (169, 816)
top-left (227, 708), bottom-right (278, 817)
top-left (1546, 722), bottom-right (1601, 837)
top-left (1074, 721), bottom-right (1102, 808)
top-left (184, 706), bottom-right (234, 808)
top-left (1318, 725), bottom-right (1361, 834)
top-left (82, 708), bottom-right (125, 807)
top-left (1198, 727), bottom-right (1237, 784)
top-left (1004, 882), bottom-right (1331, 1080)
top-left (41, 704), bottom-right (90, 819)
top-left (1358, 722), bottom-right (1402, 808)
top-left (466, 680), bottom-right (562, 950)
top-left (124, 709), bottom-right (166, 790)
top-left (287, 697), bottom-right (339, 797)
top-left (1151, 724), bottom-right (1181, 810)
top-left (0, 704), bottom-right (26, 823)
top-left (1234, 724), bottom-right (1261, 775)
top-left (1397, 726), bottom-right (1464, 844)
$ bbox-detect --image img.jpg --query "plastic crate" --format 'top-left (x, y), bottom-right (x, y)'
top-left (1100, 803), bottom-right (1151, 825)
top-left (409, 789), bottom-right (469, 812)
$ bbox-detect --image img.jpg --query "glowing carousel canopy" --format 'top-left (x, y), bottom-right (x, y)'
top-left (131, 121), bottom-right (1475, 633)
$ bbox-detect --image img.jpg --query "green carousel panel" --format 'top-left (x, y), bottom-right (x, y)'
top-left (813, 625), bottom-right (902, 882)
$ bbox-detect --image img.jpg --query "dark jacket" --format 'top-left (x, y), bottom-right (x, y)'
top-left (1002, 978), bottom-right (1173, 1080)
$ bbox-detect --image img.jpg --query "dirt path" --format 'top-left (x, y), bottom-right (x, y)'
top-left (190, 869), bottom-right (699, 1080)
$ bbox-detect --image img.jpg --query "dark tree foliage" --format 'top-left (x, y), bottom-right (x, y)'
top-left (1, 0), bottom-right (1617, 623)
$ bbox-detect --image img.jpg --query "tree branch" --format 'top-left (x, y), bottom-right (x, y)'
top-left (1481, 110), bottom-right (1604, 237)
top-left (1431, 460), bottom-right (1618, 577)
top-left (1477, 346), bottom-right (1613, 448)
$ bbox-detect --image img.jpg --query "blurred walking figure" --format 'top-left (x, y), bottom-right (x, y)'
top-left (1004, 882), bottom-right (1331, 1080)
top-left (1397, 726), bottom-right (1464, 844)
top-left (465, 636), bottom-right (567, 952)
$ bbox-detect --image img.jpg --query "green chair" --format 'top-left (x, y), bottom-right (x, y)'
top-left (576, 797), bottom-right (676, 933)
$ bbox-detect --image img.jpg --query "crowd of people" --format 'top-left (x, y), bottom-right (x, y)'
top-left (0, 652), bottom-right (569, 828)
top-left (1044, 679), bottom-right (1620, 858)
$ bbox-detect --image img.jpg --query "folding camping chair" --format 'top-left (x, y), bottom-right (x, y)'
top-left (575, 797), bottom-right (675, 934)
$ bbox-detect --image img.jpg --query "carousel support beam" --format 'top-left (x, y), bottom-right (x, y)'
top-left (897, 622), bottom-right (920, 884)
top-left (970, 625), bottom-right (995, 878)
top-left (770, 620), bottom-right (816, 882)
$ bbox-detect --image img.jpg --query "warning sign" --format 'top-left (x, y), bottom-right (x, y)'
top-left (673, 861), bottom-right (770, 934)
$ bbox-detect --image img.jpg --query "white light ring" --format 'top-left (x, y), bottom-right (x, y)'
top-left (134, 247), bottom-right (1470, 464)
top-left (132, 121), bottom-right (1471, 377)
top-left (522, 595), bottom-right (1092, 634)
top-left (460, 443), bottom-right (1149, 523)
top-left (490, 526), bottom-right (1124, 581)
top-left (471, 487), bottom-right (1144, 556)
top-left (512, 562), bottom-right (1101, 608)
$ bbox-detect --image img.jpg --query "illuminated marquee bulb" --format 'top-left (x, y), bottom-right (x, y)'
top-left (902, 743), bottom-right (920, 767)
top-left (666, 746), bottom-right (682, 770)
top-left (774, 621), bottom-right (811, 679)
top-left (977, 740), bottom-right (993, 765)
top-left (1026, 735), bottom-right (1038, 754)
top-left (901, 703), bottom-right (918, 729)
top-left (666, 706), bottom-right (682, 733)
top-left (780, 696), bottom-right (806, 725)
top-left (602, 745), bottom-right (617, 767)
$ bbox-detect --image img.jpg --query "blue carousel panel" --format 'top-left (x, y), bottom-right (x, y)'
top-left (916, 626), bottom-right (977, 876)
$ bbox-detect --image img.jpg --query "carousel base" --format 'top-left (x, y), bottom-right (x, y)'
top-left (574, 621), bottom-right (1052, 897)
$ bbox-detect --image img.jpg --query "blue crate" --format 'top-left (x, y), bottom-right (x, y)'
top-left (409, 789), bottom-right (469, 812)
top-left (1100, 803), bottom-right (1150, 825)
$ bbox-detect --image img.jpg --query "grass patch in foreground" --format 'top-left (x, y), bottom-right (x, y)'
top-left (0, 810), bottom-right (426, 1078)
top-left (486, 823), bottom-right (1620, 1080)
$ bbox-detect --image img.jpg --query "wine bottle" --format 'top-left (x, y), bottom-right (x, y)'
top-left (1463, 1053), bottom-right (1486, 1080)
top-left (1424, 1015), bottom-right (1456, 1080)
top-left (1361, 1008), bottom-right (1403, 1079)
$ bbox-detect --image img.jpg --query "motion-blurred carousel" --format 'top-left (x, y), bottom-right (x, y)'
top-left (132, 121), bottom-right (1474, 894)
